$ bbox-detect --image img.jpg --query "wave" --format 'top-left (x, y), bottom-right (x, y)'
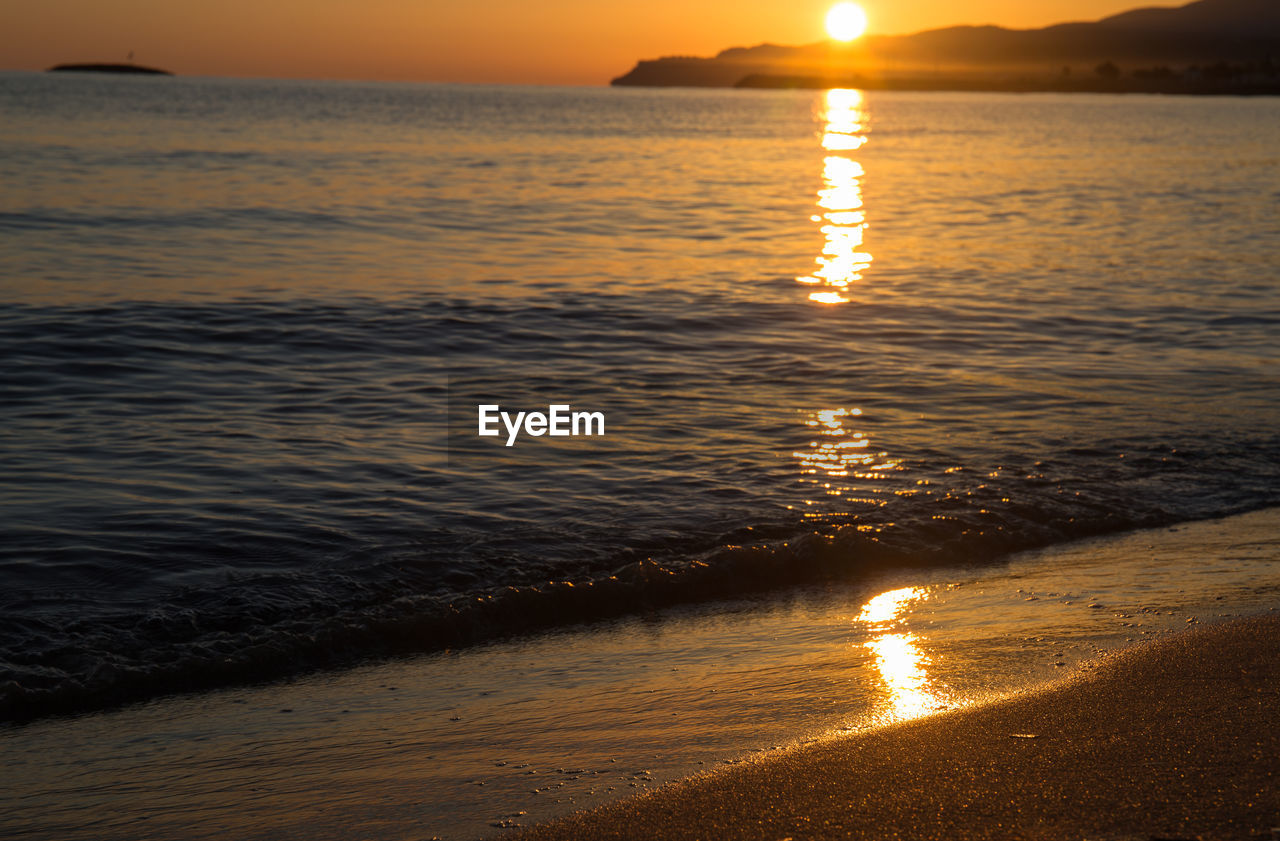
top-left (0, 491), bottom-right (1250, 724)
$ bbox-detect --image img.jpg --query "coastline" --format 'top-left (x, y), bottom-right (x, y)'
top-left (2, 508), bottom-right (1278, 839)
top-left (520, 614), bottom-right (1280, 841)
top-left (607, 62), bottom-right (1280, 95)
top-left (732, 72), bottom-right (1280, 95)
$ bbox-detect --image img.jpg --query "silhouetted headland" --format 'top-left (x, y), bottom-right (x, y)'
top-left (48, 63), bottom-right (173, 76)
top-left (612, 0), bottom-right (1280, 94)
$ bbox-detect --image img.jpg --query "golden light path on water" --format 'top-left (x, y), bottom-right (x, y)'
top-left (791, 407), bottom-right (902, 522)
top-left (798, 88), bottom-right (872, 305)
top-left (857, 586), bottom-right (951, 723)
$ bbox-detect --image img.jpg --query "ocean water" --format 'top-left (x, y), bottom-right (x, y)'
top-left (1, 72), bottom-right (1278, 721)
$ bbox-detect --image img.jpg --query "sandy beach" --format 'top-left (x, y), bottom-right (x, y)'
top-left (2, 510), bottom-right (1278, 840)
top-left (521, 614), bottom-right (1280, 841)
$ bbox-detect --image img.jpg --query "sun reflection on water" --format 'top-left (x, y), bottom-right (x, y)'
top-left (856, 586), bottom-right (949, 723)
top-left (792, 407), bottom-right (901, 521)
top-left (857, 585), bottom-right (922, 625)
top-left (799, 89), bottom-right (872, 304)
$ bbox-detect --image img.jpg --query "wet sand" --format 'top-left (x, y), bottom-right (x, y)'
top-left (3, 511), bottom-right (1277, 840)
top-left (520, 614), bottom-right (1280, 841)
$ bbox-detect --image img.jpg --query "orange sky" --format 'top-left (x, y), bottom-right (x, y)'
top-left (3, 0), bottom-right (1166, 85)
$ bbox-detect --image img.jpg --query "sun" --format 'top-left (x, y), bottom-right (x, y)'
top-left (825, 2), bottom-right (868, 41)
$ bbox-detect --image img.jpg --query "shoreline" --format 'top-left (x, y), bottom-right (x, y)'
top-left (2, 508), bottom-right (1277, 839)
top-left (520, 613), bottom-right (1280, 840)
top-left (6, 502), bottom-right (1273, 726)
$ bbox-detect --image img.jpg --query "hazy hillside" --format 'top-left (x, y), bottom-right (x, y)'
top-left (613, 0), bottom-right (1280, 87)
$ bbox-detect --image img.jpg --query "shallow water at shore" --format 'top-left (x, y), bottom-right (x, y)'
top-left (3, 508), bottom-right (1277, 840)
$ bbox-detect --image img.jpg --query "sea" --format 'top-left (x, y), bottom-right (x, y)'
top-left (2, 71), bottom-right (1279, 733)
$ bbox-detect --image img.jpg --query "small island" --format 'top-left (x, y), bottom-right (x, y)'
top-left (48, 63), bottom-right (173, 76)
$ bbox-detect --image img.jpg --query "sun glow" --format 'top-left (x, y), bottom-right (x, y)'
top-left (825, 2), bottom-right (868, 41)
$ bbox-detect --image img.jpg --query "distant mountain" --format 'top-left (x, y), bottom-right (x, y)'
top-left (1098, 0), bottom-right (1276, 33)
top-left (612, 0), bottom-right (1280, 88)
